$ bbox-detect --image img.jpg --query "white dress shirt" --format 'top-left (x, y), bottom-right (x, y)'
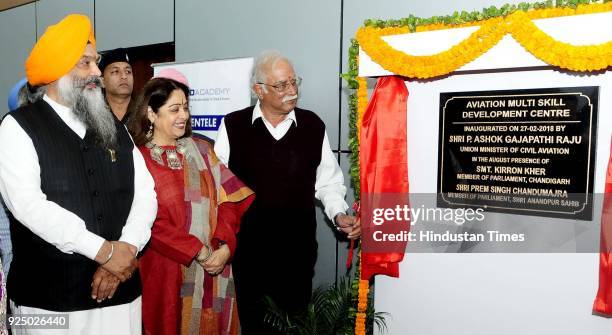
top-left (0, 95), bottom-right (157, 261)
top-left (214, 101), bottom-right (348, 220)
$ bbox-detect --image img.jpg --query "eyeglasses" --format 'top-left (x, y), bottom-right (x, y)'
top-left (258, 77), bottom-right (302, 93)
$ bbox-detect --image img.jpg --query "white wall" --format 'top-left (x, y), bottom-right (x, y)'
top-left (372, 67), bottom-right (612, 334)
top-left (94, 0), bottom-right (173, 51)
top-left (378, 253), bottom-right (612, 335)
top-left (0, 3), bottom-right (35, 118)
top-left (35, 0), bottom-right (93, 39)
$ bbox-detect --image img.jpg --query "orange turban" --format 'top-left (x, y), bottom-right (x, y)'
top-left (25, 14), bottom-right (96, 86)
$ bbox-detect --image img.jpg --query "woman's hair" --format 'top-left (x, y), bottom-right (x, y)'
top-left (128, 77), bottom-right (192, 146)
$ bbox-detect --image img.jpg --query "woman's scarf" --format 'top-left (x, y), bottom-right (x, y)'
top-left (179, 137), bottom-right (253, 335)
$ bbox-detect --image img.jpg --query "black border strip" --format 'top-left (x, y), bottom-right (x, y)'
top-left (93, 0), bottom-right (96, 36)
top-left (34, 0), bottom-right (37, 41)
top-left (334, 0), bottom-right (346, 285)
top-left (173, 0), bottom-right (176, 43)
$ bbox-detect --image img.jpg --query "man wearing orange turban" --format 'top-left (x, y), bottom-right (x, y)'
top-left (0, 14), bottom-right (157, 335)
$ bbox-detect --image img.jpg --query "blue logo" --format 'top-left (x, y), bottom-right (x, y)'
top-left (191, 115), bottom-right (224, 131)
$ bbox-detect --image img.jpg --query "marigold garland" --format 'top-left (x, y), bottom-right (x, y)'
top-left (357, 3), bottom-right (612, 78)
top-left (357, 17), bottom-right (506, 79)
top-left (354, 263), bottom-right (370, 335)
top-left (508, 10), bottom-right (612, 71)
top-left (349, 78), bottom-right (368, 335)
top-left (354, 76), bottom-right (369, 335)
top-left (414, 2), bottom-right (612, 32)
top-left (356, 77), bottom-right (368, 142)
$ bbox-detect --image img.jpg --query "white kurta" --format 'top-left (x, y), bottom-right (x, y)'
top-left (214, 101), bottom-right (349, 220)
top-left (9, 298), bottom-right (141, 335)
top-left (0, 95), bottom-right (157, 335)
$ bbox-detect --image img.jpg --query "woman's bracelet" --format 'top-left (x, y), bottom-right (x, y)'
top-left (101, 242), bottom-right (114, 265)
top-left (197, 243), bottom-right (212, 263)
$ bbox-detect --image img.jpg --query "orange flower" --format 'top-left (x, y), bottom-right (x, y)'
top-left (356, 77), bottom-right (368, 143)
top-left (509, 10), bottom-right (612, 72)
top-left (357, 4), bottom-right (612, 78)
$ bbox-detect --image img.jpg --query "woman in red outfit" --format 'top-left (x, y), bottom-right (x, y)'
top-left (128, 73), bottom-right (254, 335)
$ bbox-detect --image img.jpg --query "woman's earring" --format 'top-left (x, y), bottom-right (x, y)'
top-left (146, 123), bottom-right (153, 139)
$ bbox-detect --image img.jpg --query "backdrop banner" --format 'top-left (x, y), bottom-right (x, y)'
top-left (154, 57), bottom-right (254, 140)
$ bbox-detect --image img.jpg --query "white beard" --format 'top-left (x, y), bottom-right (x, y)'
top-left (58, 75), bottom-right (117, 149)
top-left (282, 94), bottom-right (298, 103)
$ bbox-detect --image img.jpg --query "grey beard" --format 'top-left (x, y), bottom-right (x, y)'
top-left (58, 75), bottom-right (117, 149)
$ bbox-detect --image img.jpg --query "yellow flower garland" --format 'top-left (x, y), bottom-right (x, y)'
top-left (415, 3), bottom-right (611, 32)
top-left (356, 77), bottom-right (368, 142)
top-left (354, 76), bottom-right (368, 335)
top-left (354, 279), bottom-right (369, 335)
top-left (357, 3), bottom-right (612, 78)
top-left (357, 17), bottom-right (506, 79)
top-left (508, 10), bottom-right (612, 71)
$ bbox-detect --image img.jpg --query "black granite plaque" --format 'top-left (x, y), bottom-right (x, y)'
top-left (437, 87), bottom-right (599, 220)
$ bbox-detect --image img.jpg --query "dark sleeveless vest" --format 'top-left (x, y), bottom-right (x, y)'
top-left (224, 106), bottom-right (325, 278)
top-left (5, 99), bottom-right (141, 311)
